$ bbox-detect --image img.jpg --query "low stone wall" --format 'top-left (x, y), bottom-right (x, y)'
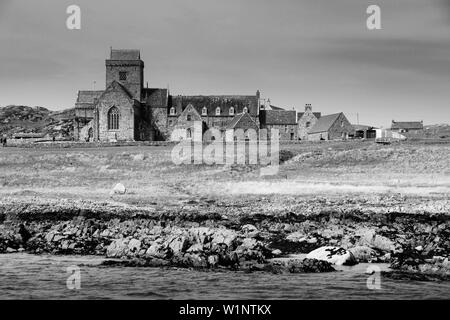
top-left (5, 140), bottom-right (177, 149)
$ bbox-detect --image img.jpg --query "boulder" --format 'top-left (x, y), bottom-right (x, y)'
top-left (132, 154), bottom-right (145, 161)
top-left (286, 232), bottom-right (307, 243)
top-left (207, 255), bottom-right (219, 267)
top-left (184, 253), bottom-right (208, 268)
top-left (211, 229), bottom-right (237, 248)
top-left (110, 183), bottom-right (126, 195)
top-left (106, 238), bottom-right (129, 258)
top-left (349, 246), bottom-right (378, 263)
top-left (306, 246), bottom-right (357, 266)
top-left (128, 239), bottom-right (141, 253)
top-left (265, 259), bottom-right (335, 274)
top-left (241, 224), bottom-right (259, 237)
top-left (356, 228), bottom-right (395, 252)
top-left (271, 249), bottom-right (282, 256)
top-left (186, 243), bottom-right (203, 253)
top-left (146, 242), bottom-right (169, 259)
top-left (168, 236), bottom-right (189, 255)
top-left (239, 238), bottom-right (259, 250)
top-left (189, 227), bottom-right (213, 244)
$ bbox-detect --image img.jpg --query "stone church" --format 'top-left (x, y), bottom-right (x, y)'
top-left (74, 49), bottom-right (261, 142)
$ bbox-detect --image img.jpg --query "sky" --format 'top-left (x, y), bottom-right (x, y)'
top-left (0, 0), bottom-right (449, 127)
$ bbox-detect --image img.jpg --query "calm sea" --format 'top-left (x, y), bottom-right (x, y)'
top-left (0, 253), bottom-right (449, 300)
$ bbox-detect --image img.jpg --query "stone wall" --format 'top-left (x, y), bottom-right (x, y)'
top-left (97, 91), bottom-right (136, 142)
top-left (308, 113), bottom-right (354, 141)
top-left (298, 111), bottom-right (319, 140)
top-left (170, 105), bottom-right (204, 142)
top-left (328, 113), bottom-right (354, 140)
top-left (150, 107), bottom-right (169, 140)
top-left (105, 60), bottom-right (143, 100)
top-left (261, 124), bottom-right (298, 141)
top-left (308, 132), bottom-right (328, 141)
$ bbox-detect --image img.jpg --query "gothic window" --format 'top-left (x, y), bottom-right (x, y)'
top-left (243, 107), bottom-right (248, 113)
top-left (186, 128), bottom-right (192, 139)
top-left (170, 107), bottom-right (176, 116)
top-left (229, 107), bottom-right (235, 116)
top-left (119, 71), bottom-right (127, 81)
top-left (202, 107), bottom-right (207, 115)
top-left (216, 107), bottom-right (221, 116)
top-left (306, 121), bottom-right (311, 128)
top-left (187, 115), bottom-right (192, 121)
top-left (108, 107), bottom-right (120, 130)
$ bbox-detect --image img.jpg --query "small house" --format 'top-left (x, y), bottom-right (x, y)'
top-left (308, 112), bottom-right (354, 141)
top-left (391, 121), bottom-right (423, 133)
top-left (259, 107), bottom-right (298, 141)
top-left (297, 104), bottom-right (322, 140)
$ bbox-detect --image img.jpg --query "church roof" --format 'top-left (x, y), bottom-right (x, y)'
top-left (227, 112), bottom-right (259, 130)
top-left (171, 95), bottom-right (258, 116)
top-left (76, 91), bottom-right (103, 105)
top-left (97, 81), bottom-right (133, 102)
top-left (309, 113), bottom-right (343, 133)
top-left (75, 90), bottom-right (104, 109)
top-left (143, 88), bottom-right (168, 107)
top-left (110, 49), bottom-right (141, 60)
top-left (259, 110), bottom-right (297, 125)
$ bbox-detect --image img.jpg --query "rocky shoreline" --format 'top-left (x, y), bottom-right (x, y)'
top-left (1, 196), bottom-right (449, 279)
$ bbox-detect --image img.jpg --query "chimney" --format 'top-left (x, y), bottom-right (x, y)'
top-left (305, 104), bottom-right (312, 112)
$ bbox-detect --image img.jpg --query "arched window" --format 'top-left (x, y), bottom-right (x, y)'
top-left (243, 107), bottom-right (248, 113)
top-left (187, 115), bottom-right (192, 121)
top-left (108, 107), bottom-right (120, 130)
top-left (186, 128), bottom-right (192, 139)
top-left (170, 107), bottom-right (176, 115)
top-left (229, 107), bottom-right (235, 116)
top-left (306, 121), bottom-right (311, 128)
top-left (216, 107), bottom-right (221, 116)
top-left (202, 107), bottom-right (207, 116)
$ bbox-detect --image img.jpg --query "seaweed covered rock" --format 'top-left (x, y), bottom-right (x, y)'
top-left (306, 246), bottom-right (357, 266)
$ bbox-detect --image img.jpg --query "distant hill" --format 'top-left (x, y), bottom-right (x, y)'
top-left (0, 105), bottom-right (75, 139)
top-left (423, 124), bottom-right (450, 139)
top-left (402, 123), bottom-right (450, 140)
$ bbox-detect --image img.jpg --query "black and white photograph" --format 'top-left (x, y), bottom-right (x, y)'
top-left (0, 0), bottom-right (449, 309)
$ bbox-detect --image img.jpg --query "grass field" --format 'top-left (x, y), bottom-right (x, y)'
top-left (0, 140), bottom-right (449, 211)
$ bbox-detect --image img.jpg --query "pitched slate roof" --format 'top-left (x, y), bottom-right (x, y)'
top-left (259, 110), bottom-right (297, 125)
top-left (171, 95), bottom-right (258, 116)
top-left (391, 121), bottom-right (423, 130)
top-left (143, 88), bottom-right (168, 107)
top-left (110, 49), bottom-right (141, 60)
top-left (297, 112), bottom-right (322, 122)
top-left (97, 81), bottom-right (133, 102)
top-left (353, 124), bottom-right (377, 131)
top-left (75, 91), bottom-right (104, 108)
top-left (227, 112), bottom-right (258, 129)
top-left (269, 105), bottom-right (285, 111)
top-left (309, 113), bottom-right (342, 134)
